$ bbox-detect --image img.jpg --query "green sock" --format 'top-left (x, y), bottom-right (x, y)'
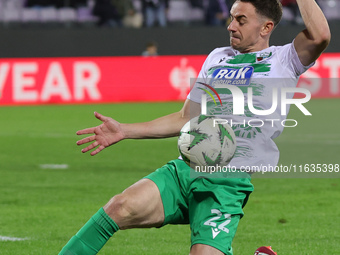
top-left (59, 208), bottom-right (119, 255)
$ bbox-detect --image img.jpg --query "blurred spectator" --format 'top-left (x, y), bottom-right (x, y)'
top-left (123, 9), bottom-right (143, 28)
top-left (203, 0), bottom-right (231, 26)
top-left (141, 0), bottom-right (169, 27)
top-left (189, 0), bottom-right (204, 8)
top-left (25, 0), bottom-right (55, 8)
top-left (111, 0), bottom-right (143, 28)
top-left (25, 0), bottom-right (88, 8)
top-left (68, 0), bottom-right (88, 8)
top-left (92, 0), bottom-right (121, 27)
top-left (142, 41), bottom-right (158, 56)
top-left (281, 0), bottom-right (303, 24)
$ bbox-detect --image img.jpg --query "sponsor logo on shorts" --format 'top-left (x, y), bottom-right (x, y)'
top-left (211, 228), bottom-right (221, 239)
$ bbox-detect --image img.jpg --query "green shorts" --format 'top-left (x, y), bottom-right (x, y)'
top-left (144, 159), bottom-right (254, 255)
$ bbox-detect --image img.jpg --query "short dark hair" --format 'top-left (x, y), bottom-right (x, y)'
top-left (146, 41), bottom-right (158, 48)
top-left (236, 0), bottom-right (283, 27)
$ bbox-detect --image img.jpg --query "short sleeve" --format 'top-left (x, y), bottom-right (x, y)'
top-left (277, 42), bottom-right (314, 77)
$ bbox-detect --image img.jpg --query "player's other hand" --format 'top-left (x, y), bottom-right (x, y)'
top-left (76, 112), bottom-right (125, 156)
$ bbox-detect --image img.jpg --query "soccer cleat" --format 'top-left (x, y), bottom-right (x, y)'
top-left (254, 246), bottom-right (277, 255)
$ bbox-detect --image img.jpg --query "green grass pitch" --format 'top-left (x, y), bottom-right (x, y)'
top-left (0, 99), bottom-right (339, 254)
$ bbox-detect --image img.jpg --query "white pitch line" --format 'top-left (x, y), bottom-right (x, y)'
top-left (0, 236), bottom-right (29, 242)
top-left (39, 164), bottom-right (69, 169)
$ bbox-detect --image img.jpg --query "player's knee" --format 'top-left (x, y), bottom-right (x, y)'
top-left (104, 193), bottom-right (139, 222)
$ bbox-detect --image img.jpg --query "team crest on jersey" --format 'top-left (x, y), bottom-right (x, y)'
top-left (211, 66), bottom-right (254, 86)
top-left (256, 52), bottom-right (272, 62)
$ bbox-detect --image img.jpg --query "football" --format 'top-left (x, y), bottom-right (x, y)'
top-left (178, 115), bottom-right (236, 168)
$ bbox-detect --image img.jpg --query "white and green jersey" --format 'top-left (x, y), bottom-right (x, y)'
top-left (188, 42), bottom-right (313, 171)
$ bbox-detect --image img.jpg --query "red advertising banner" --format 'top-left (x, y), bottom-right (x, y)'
top-left (0, 53), bottom-right (339, 105)
top-left (299, 53), bottom-right (340, 98)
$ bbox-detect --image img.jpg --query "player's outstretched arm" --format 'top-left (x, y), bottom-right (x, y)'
top-left (76, 99), bottom-right (200, 156)
top-left (76, 112), bottom-right (126, 155)
top-left (294, 0), bottom-right (331, 66)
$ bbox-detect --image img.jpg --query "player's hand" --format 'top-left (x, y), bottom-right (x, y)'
top-left (76, 112), bottom-right (125, 156)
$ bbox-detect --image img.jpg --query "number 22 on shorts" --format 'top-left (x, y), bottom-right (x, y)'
top-left (203, 209), bottom-right (231, 239)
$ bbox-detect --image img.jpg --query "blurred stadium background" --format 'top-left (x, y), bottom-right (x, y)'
top-left (0, 0), bottom-right (339, 254)
top-left (0, 0), bottom-right (340, 28)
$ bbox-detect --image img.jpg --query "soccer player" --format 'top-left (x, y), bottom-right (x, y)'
top-left (58, 0), bottom-right (330, 254)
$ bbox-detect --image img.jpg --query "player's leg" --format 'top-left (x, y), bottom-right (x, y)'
top-left (104, 178), bottom-right (164, 229)
top-left (189, 176), bottom-right (254, 255)
top-left (190, 244), bottom-right (224, 255)
top-left (59, 178), bottom-right (164, 255)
